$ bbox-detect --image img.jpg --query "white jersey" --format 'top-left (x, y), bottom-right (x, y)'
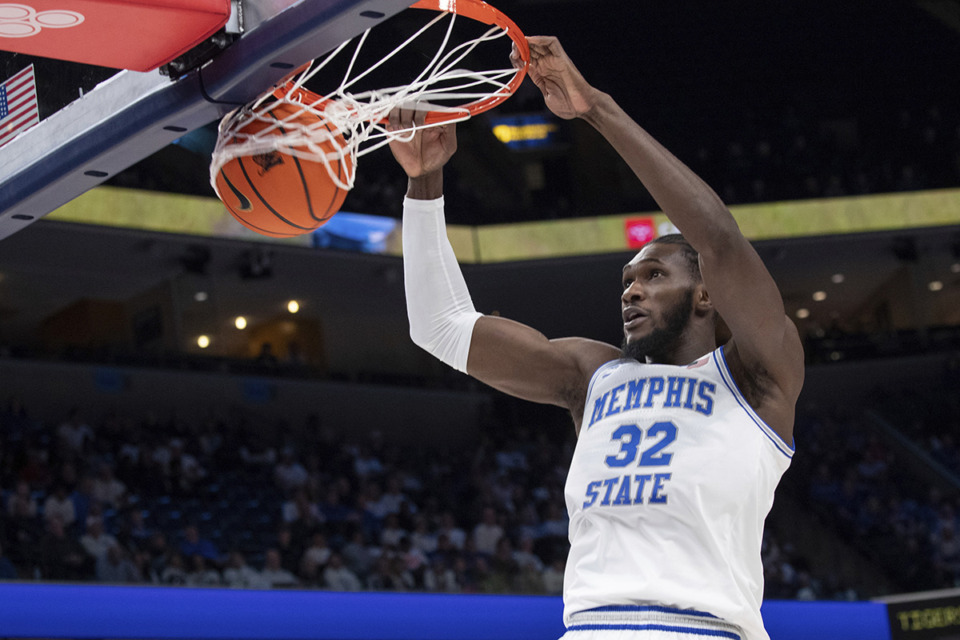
top-left (563, 346), bottom-right (793, 640)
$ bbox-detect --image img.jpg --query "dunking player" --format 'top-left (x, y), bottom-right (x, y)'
top-left (389, 36), bottom-right (804, 640)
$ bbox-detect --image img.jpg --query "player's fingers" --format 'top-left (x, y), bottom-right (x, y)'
top-left (413, 108), bottom-right (427, 128)
top-left (510, 42), bottom-right (525, 69)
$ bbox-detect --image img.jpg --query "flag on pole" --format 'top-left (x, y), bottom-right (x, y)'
top-left (0, 65), bottom-right (40, 148)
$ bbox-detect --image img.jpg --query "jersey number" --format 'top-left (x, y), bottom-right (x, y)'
top-left (604, 421), bottom-right (677, 467)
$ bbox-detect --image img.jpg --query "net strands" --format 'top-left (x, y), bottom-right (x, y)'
top-left (210, 9), bottom-right (521, 193)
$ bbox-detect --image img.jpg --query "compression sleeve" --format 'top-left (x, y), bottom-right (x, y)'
top-left (402, 196), bottom-right (483, 373)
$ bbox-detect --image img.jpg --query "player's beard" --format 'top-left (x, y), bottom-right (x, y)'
top-left (621, 289), bottom-right (694, 363)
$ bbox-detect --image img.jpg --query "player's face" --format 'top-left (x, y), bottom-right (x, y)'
top-left (620, 244), bottom-right (698, 361)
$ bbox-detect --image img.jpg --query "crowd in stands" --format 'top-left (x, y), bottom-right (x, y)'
top-left (680, 103), bottom-right (960, 210)
top-left (785, 355), bottom-right (960, 592)
top-left (0, 388), bottom-right (884, 600)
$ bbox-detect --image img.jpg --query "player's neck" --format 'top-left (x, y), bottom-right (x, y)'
top-left (645, 334), bottom-right (716, 366)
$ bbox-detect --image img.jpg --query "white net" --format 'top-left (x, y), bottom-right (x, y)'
top-left (209, 6), bottom-right (525, 196)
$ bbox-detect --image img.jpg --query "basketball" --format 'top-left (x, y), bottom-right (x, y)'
top-left (214, 102), bottom-right (352, 238)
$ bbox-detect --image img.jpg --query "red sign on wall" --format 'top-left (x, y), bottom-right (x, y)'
top-left (625, 218), bottom-right (655, 248)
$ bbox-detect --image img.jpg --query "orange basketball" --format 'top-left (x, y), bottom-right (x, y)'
top-left (214, 102), bottom-right (352, 238)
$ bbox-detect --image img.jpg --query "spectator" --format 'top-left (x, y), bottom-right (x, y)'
top-left (380, 513), bottom-right (406, 548)
top-left (222, 551), bottom-right (262, 588)
top-left (340, 529), bottom-right (374, 579)
top-left (160, 552), bottom-right (188, 585)
top-left (6, 480), bottom-right (37, 519)
top-left (6, 481), bottom-right (41, 564)
top-left (91, 465), bottom-right (127, 510)
top-left (322, 552), bottom-right (363, 591)
top-left (273, 526), bottom-right (302, 575)
top-left (56, 408), bottom-right (94, 458)
top-left (541, 558), bottom-right (565, 595)
top-left (513, 536), bottom-right (544, 572)
top-left (96, 544), bottom-right (141, 584)
top-left (300, 531), bottom-right (332, 578)
top-left (70, 475), bottom-right (97, 533)
top-left (274, 449), bottom-right (309, 495)
top-left (43, 482), bottom-right (76, 529)
top-left (80, 517), bottom-right (119, 564)
top-left (38, 516), bottom-right (94, 580)
top-left (166, 439), bottom-right (206, 495)
top-left (179, 524), bottom-right (220, 564)
top-left (409, 514), bottom-right (437, 555)
top-left (17, 446), bottom-right (52, 490)
top-left (378, 474), bottom-right (412, 516)
top-left (186, 554), bottom-right (222, 586)
top-left (365, 554), bottom-right (412, 591)
top-left (144, 532), bottom-right (171, 579)
top-left (117, 509), bottom-right (153, 551)
top-left (437, 511), bottom-right (466, 550)
top-left (281, 489), bottom-right (323, 531)
top-left (260, 548), bottom-right (298, 588)
top-left (0, 541), bottom-right (19, 580)
top-left (472, 507), bottom-right (503, 556)
top-left (239, 433), bottom-right (277, 469)
top-left (423, 556), bottom-right (458, 592)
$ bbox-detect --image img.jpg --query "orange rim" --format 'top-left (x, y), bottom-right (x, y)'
top-left (274, 0), bottom-right (528, 124)
top-left (411, 0), bottom-right (529, 123)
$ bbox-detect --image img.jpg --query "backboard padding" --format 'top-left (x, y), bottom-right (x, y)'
top-left (0, 0), bottom-right (415, 241)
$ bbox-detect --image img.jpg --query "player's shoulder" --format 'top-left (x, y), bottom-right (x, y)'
top-left (550, 338), bottom-right (620, 431)
top-left (551, 337), bottom-right (621, 378)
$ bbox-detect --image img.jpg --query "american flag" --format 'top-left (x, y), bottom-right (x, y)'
top-left (0, 65), bottom-right (39, 148)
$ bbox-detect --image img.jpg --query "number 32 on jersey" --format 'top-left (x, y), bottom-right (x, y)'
top-left (582, 421), bottom-right (677, 509)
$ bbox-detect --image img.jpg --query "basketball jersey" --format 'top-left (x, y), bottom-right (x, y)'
top-left (563, 346), bottom-right (794, 640)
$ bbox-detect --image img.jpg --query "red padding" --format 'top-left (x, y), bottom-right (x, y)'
top-left (0, 0), bottom-right (231, 71)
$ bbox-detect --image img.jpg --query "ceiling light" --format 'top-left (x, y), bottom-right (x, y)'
top-left (194, 291), bottom-right (208, 302)
top-left (830, 273), bottom-right (844, 284)
top-left (812, 291), bottom-right (827, 301)
top-left (197, 335), bottom-right (210, 349)
top-left (795, 308), bottom-right (810, 319)
top-left (951, 263), bottom-right (960, 274)
top-left (287, 300), bottom-right (300, 314)
top-left (235, 316), bottom-right (248, 329)
top-left (928, 281), bottom-right (944, 292)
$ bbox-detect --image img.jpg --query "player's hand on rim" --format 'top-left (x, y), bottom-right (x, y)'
top-left (516, 36), bottom-right (602, 120)
top-left (386, 107), bottom-right (457, 179)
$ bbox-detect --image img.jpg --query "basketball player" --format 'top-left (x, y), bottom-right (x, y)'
top-left (389, 36), bottom-right (804, 640)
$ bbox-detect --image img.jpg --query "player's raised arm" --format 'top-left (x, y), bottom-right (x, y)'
top-left (388, 109), bottom-right (618, 429)
top-left (521, 36), bottom-right (804, 442)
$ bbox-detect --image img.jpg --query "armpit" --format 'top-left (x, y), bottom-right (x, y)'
top-left (727, 350), bottom-right (774, 410)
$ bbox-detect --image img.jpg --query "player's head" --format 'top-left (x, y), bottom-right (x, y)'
top-left (646, 234), bottom-right (701, 282)
top-left (620, 234), bottom-right (712, 363)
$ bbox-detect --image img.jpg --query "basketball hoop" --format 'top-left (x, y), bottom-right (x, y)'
top-left (209, 0), bottom-right (529, 199)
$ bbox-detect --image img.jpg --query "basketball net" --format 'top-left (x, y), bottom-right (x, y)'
top-left (209, 0), bottom-right (529, 196)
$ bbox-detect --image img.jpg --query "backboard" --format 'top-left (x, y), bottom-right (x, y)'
top-left (0, 0), bottom-right (416, 241)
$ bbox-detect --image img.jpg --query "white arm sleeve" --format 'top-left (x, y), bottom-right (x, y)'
top-left (402, 196), bottom-right (482, 373)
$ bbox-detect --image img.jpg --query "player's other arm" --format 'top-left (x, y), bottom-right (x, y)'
top-left (390, 110), bottom-right (617, 427)
top-left (522, 36), bottom-right (803, 440)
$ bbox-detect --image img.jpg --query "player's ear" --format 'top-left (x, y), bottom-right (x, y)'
top-left (694, 283), bottom-right (712, 314)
